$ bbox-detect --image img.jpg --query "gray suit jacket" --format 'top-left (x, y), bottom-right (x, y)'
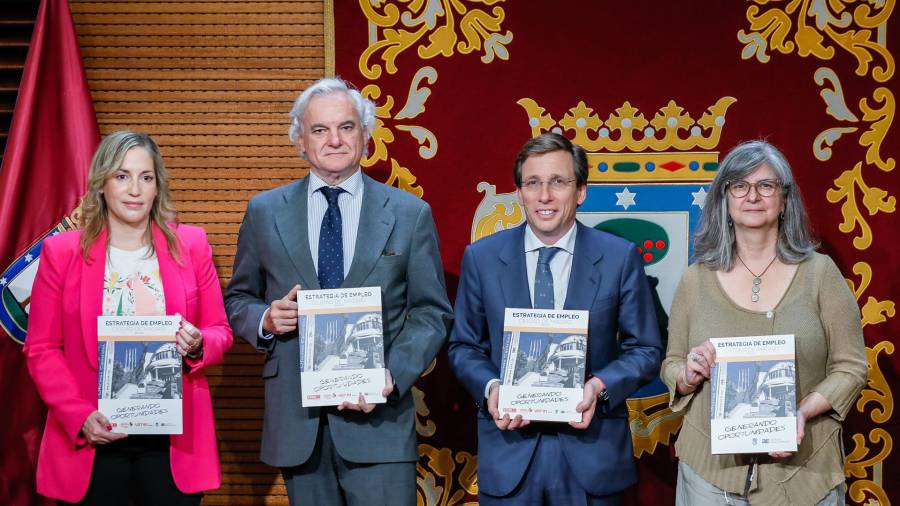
top-left (224, 173), bottom-right (453, 467)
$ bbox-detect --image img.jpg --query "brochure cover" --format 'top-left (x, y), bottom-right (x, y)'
top-left (498, 308), bottom-right (589, 422)
top-left (710, 334), bottom-right (797, 454)
top-left (97, 315), bottom-right (182, 434)
top-left (298, 287), bottom-right (386, 407)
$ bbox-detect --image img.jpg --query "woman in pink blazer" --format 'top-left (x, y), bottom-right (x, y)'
top-left (24, 131), bottom-right (233, 505)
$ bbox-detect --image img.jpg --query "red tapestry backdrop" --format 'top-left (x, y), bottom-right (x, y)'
top-left (332, 2), bottom-right (898, 505)
top-left (0, 1), bottom-right (99, 504)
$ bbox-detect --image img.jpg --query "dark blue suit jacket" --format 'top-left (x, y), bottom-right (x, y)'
top-left (448, 222), bottom-right (662, 497)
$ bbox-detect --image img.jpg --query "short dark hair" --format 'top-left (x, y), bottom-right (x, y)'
top-left (513, 132), bottom-right (589, 187)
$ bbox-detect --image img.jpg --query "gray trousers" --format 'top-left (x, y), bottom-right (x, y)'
top-left (281, 421), bottom-right (416, 506)
top-left (676, 461), bottom-right (846, 506)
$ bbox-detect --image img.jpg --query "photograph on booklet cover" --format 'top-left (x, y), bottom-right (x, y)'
top-left (298, 287), bottom-right (387, 407)
top-left (97, 315), bottom-right (182, 434)
top-left (710, 334), bottom-right (797, 454)
top-left (499, 308), bottom-right (589, 422)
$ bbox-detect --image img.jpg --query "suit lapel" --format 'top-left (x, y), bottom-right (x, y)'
top-left (343, 174), bottom-right (394, 288)
top-left (81, 225), bottom-right (191, 368)
top-left (81, 230), bottom-right (107, 370)
top-left (499, 224), bottom-right (532, 310)
top-left (154, 225), bottom-right (186, 317)
top-left (274, 178), bottom-right (320, 290)
top-left (564, 222), bottom-right (603, 310)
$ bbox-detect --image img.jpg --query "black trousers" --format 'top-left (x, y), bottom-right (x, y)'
top-left (61, 436), bottom-right (201, 506)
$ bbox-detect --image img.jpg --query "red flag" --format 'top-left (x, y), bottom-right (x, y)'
top-left (0, 0), bottom-right (99, 503)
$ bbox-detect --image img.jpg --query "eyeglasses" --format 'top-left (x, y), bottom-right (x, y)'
top-left (727, 179), bottom-right (781, 198)
top-left (521, 177), bottom-right (577, 193)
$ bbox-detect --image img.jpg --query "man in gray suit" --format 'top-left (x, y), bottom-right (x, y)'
top-left (224, 77), bottom-right (453, 506)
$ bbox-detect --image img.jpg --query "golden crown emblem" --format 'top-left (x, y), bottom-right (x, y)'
top-left (518, 96), bottom-right (737, 183)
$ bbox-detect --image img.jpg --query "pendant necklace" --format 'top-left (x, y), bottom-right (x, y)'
top-left (736, 254), bottom-right (777, 303)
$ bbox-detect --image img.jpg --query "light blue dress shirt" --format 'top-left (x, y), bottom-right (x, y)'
top-left (484, 222), bottom-right (578, 398)
top-left (258, 169), bottom-right (365, 339)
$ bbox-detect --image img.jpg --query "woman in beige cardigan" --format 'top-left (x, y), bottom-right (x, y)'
top-left (661, 140), bottom-right (867, 505)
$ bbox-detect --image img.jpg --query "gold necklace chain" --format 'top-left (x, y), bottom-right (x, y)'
top-left (736, 254), bottom-right (777, 303)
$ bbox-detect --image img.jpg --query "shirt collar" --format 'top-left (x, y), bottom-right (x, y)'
top-left (308, 169), bottom-right (363, 196)
top-left (524, 222), bottom-right (577, 255)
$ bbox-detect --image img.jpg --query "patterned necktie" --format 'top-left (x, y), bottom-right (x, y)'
top-left (533, 247), bottom-right (560, 309)
top-left (318, 186), bottom-right (345, 289)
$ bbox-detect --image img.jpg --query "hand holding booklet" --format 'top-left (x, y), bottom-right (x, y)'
top-left (97, 315), bottom-right (183, 434)
top-left (298, 287), bottom-right (387, 407)
top-left (498, 308), bottom-right (589, 422)
top-left (710, 334), bottom-right (797, 454)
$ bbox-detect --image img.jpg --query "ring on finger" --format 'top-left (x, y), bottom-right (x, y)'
top-left (688, 351), bottom-right (702, 363)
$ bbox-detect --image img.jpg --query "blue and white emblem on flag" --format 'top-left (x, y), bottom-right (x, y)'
top-left (0, 216), bottom-right (78, 344)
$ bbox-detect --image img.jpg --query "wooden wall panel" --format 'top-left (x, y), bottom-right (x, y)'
top-left (69, 1), bottom-right (327, 504)
top-left (0, 1), bottom-right (39, 166)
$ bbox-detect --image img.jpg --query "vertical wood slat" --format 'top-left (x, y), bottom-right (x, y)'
top-left (69, 2), bottom-right (326, 504)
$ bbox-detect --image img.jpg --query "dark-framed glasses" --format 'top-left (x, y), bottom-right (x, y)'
top-left (521, 177), bottom-right (576, 193)
top-left (727, 179), bottom-right (781, 198)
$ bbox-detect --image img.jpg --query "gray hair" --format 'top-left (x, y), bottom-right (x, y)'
top-left (288, 77), bottom-right (376, 156)
top-left (513, 132), bottom-right (589, 187)
top-left (693, 140), bottom-right (817, 270)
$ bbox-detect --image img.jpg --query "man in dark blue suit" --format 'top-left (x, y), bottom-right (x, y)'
top-left (448, 133), bottom-right (662, 505)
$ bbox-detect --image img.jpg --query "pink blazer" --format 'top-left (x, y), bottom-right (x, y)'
top-left (24, 224), bottom-right (233, 502)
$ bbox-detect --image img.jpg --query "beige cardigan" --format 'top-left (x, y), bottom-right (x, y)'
top-left (661, 252), bottom-right (867, 505)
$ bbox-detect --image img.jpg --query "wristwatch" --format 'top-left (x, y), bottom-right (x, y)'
top-left (597, 388), bottom-right (610, 402)
top-left (587, 374), bottom-right (609, 402)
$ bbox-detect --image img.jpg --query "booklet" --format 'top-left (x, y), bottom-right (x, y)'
top-left (710, 334), bottom-right (797, 454)
top-left (498, 308), bottom-right (589, 422)
top-left (298, 287), bottom-right (387, 407)
top-left (97, 315), bottom-right (183, 434)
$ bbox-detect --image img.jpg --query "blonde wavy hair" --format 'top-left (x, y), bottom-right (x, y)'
top-left (79, 131), bottom-right (180, 261)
